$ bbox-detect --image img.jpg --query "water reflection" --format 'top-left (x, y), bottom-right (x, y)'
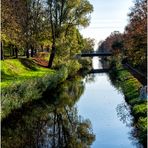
top-left (99, 58), bottom-right (110, 69)
top-left (96, 58), bottom-right (144, 148)
top-left (2, 58), bottom-right (144, 148)
top-left (2, 77), bottom-right (95, 148)
top-left (116, 103), bottom-right (144, 148)
top-left (103, 60), bottom-right (144, 148)
top-left (116, 102), bottom-right (132, 127)
top-left (84, 74), bottom-right (96, 84)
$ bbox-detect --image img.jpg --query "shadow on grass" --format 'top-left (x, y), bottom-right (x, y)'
top-left (1, 71), bottom-right (17, 81)
top-left (19, 59), bottom-right (38, 71)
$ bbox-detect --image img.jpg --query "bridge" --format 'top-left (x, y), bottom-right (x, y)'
top-left (89, 68), bottom-right (110, 74)
top-left (79, 51), bottom-right (112, 57)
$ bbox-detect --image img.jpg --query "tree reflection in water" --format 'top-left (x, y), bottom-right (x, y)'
top-left (116, 102), bottom-right (132, 127)
top-left (2, 77), bottom-right (95, 148)
top-left (84, 73), bottom-right (96, 84)
top-left (100, 59), bottom-right (144, 148)
top-left (116, 103), bottom-right (143, 148)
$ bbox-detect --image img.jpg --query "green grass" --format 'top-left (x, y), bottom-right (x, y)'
top-left (133, 103), bottom-right (147, 117)
top-left (1, 58), bottom-right (69, 119)
top-left (0, 56), bottom-right (86, 120)
top-left (1, 58), bottom-right (54, 87)
top-left (109, 63), bottom-right (147, 146)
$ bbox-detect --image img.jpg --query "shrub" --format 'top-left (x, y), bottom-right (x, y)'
top-left (133, 104), bottom-right (147, 117)
top-left (66, 60), bottom-right (82, 77)
top-left (1, 66), bottom-right (68, 120)
top-left (109, 63), bottom-right (147, 147)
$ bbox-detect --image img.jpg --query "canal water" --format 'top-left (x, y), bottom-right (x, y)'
top-left (77, 57), bottom-right (139, 148)
top-left (2, 57), bottom-right (141, 148)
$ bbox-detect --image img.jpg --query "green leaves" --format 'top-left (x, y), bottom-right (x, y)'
top-left (109, 63), bottom-right (147, 146)
top-left (124, 0), bottom-right (147, 70)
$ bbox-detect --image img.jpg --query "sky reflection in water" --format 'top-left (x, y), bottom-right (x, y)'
top-left (76, 57), bottom-right (139, 148)
top-left (1, 57), bottom-right (142, 148)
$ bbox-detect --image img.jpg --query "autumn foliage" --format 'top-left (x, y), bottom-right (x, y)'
top-left (98, 0), bottom-right (147, 74)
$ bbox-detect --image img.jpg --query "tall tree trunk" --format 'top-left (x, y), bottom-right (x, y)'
top-left (41, 45), bottom-right (43, 52)
top-left (48, 44), bottom-right (56, 68)
top-left (12, 47), bottom-right (15, 56)
top-left (48, 0), bottom-right (56, 68)
top-left (26, 43), bottom-right (30, 58)
top-left (47, 46), bottom-right (50, 52)
top-left (9, 44), bottom-right (12, 56)
top-left (23, 50), bottom-right (26, 56)
top-left (10, 49), bottom-right (12, 56)
top-left (26, 49), bottom-right (29, 58)
top-left (15, 46), bottom-right (18, 58)
top-left (1, 41), bottom-right (4, 60)
top-left (31, 45), bottom-right (34, 57)
top-left (34, 49), bottom-right (37, 55)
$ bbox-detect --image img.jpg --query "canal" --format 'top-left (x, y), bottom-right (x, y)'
top-left (2, 57), bottom-right (142, 148)
top-left (77, 57), bottom-right (140, 148)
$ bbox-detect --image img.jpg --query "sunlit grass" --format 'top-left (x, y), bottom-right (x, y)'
top-left (1, 62), bottom-right (68, 119)
top-left (0, 59), bottom-right (55, 87)
top-left (109, 63), bottom-right (147, 146)
top-left (0, 57), bottom-right (84, 120)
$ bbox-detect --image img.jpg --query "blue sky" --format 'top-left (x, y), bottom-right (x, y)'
top-left (79, 0), bottom-right (134, 49)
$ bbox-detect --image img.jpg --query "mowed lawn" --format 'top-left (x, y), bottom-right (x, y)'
top-left (1, 58), bottom-right (55, 88)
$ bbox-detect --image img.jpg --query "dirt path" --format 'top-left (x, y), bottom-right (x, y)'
top-left (123, 63), bottom-right (147, 85)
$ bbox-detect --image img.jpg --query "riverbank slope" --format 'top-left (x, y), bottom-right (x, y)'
top-left (109, 62), bottom-right (147, 147)
top-left (1, 58), bottom-right (69, 119)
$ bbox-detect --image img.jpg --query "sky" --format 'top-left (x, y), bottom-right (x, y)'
top-left (79, 0), bottom-right (134, 50)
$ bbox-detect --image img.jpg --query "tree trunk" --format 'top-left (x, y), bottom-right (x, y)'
top-left (47, 46), bottom-right (50, 52)
top-left (1, 42), bottom-right (4, 60)
top-left (31, 45), bottom-right (34, 57)
top-left (48, 44), bottom-right (56, 68)
top-left (9, 44), bottom-right (12, 56)
top-left (41, 45), bottom-right (43, 52)
top-left (26, 43), bottom-right (30, 58)
top-left (23, 50), bottom-right (26, 56)
top-left (15, 46), bottom-right (18, 58)
top-left (12, 47), bottom-right (15, 56)
top-left (34, 49), bottom-right (37, 55)
top-left (26, 49), bottom-right (29, 58)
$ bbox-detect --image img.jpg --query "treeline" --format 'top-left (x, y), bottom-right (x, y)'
top-left (1, 0), bottom-right (94, 67)
top-left (97, 0), bottom-right (147, 74)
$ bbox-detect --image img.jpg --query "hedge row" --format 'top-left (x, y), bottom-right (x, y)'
top-left (109, 65), bottom-right (147, 146)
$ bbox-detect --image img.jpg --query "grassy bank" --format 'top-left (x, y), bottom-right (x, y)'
top-left (1, 58), bottom-right (69, 119)
top-left (1, 76), bottom-right (95, 148)
top-left (109, 63), bottom-right (147, 146)
top-left (1, 58), bottom-right (54, 87)
top-left (1, 56), bottom-right (91, 120)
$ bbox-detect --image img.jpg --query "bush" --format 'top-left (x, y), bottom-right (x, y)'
top-left (133, 104), bottom-right (147, 117)
top-left (78, 58), bottom-right (92, 71)
top-left (1, 66), bottom-right (68, 120)
top-left (109, 63), bottom-right (147, 146)
top-left (66, 60), bottom-right (82, 77)
top-left (137, 117), bottom-right (147, 146)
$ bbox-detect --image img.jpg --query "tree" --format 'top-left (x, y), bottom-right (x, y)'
top-left (1, 0), bottom-right (50, 59)
top-left (81, 38), bottom-right (95, 53)
top-left (124, 0), bottom-right (147, 73)
top-left (46, 0), bottom-right (93, 68)
top-left (97, 31), bottom-right (123, 53)
top-left (1, 0), bottom-right (23, 58)
top-left (112, 40), bottom-right (123, 54)
top-left (22, 0), bottom-right (48, 58)
top-left (1, 42), bottom-right (4, 60)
